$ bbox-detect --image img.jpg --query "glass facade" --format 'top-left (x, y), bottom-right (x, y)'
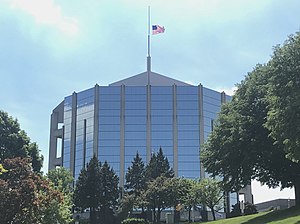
top-left (98, 86), bottom-right (121, 175)
top-left (151, 86), bottom-right (173, 165)
top-left (63, 95), bottom-right (72, 169)
top-left (177, 86), bottom-right (200, 178)
top-left (75, 88), bottom-right (94, 180)
top-left (124, 86), bottom-right (147, 171)
top-left (203, 87), bottom-right (222, 141)
top-left (49, 73), bottom-right (243, 215)
top-left (61, 83), bottom-right (230, 182)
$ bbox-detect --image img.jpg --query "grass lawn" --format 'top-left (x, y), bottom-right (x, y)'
top-left (186, 206), bottom-right (300, 224)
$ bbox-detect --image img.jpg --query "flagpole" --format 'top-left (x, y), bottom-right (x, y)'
top-left (147, 5), bottom-right (151, 85)
top-left (148, 5), bottom-right (150, 57)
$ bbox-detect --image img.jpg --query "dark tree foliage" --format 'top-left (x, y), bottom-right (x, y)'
top-left (125, 152), bottom-right (146, 195)
top-left (98, 161), bottom-right (119, 223)
top-left (202, 36), bottom-right (300, 206)
top-left (228, 203), bottom-right (241, 218)
top-left (74, 156), bottom-right (101, 224)
top-left (0, 110), bottom-right (43, 172)
top-left (74, 156), bottom-right (119, 224)
top-left (0, 157), bottom-right (62, 223)
top-left (244, 202), bottom-right (258, 215)
top-left (123, 153), bottom-right (146, 220)
top-left (145, 147), bottom-right (174, 180)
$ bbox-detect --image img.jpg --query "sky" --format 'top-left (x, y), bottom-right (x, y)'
top-left (1, 0), bottom-right (299, 204)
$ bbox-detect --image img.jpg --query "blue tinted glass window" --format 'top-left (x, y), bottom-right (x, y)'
top-left (203, 87), bottom-right (221, 100)
top-left (99, 86), bottom-right (120, 95)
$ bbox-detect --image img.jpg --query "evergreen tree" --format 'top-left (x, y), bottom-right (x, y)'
top-left (145, 147), bottom-right (174, 180)
top-left (74, 156), bottom-right (119, 224)
top-left (125, 152), bottom-right (146, 195)
top-left (98, 161), bottom-right (119, 224)
top-left (74, 155), bottom-right (101, 224)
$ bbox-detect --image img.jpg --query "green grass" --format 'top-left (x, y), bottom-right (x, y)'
top-left (196, 206), bottom-right (300, 224)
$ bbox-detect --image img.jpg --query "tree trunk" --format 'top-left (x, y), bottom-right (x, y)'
top-left (157, 209), bottom-right (161, 223)
top-left (294, 180), bottom-right (300, 207)
top-left (188, 206), bottom-right (191, 223)
top-left (211, 207), bottom-right (216, 221)
top-left (152, 207), bottom-right (156, 223)
top-left (90, 207), bottom-right (95, 224)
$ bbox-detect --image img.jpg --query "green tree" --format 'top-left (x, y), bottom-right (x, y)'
top-left (180, 179), bottom-right (199, 223)
top-left (47, 167), bottom-right (74, 193)
top-left (0, 157), bottom-right (62, 223)
top-left (196, 178), bottom-right (224, 221)
top-left (201, 63), bottom-right (300, 205)
top-left (74, 156), bottom-right (101, 224)
top-left (125, 152), bottom-right (146, 195)
top-left (265, 33), bottom-right (300, 161)
top-left (142, 176), bottom-right (180, 223)
top-left (98, 161), bottom-right (119, 224)
top-left (74, 156), bottom-right (119, 224)
top-left (0, 110), bottom-right (43, 172)
top-left (145, 147), bottom-right (174, 180)
top-left (124, 153), bottom-right (146, 218)
top-left (43, 167), bottom-right (74, 224)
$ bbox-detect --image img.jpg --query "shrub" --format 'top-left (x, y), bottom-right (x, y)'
top-left (121, 218), bottom-right (149, 224)
top-left (244, 202), bottom-right (258, 215)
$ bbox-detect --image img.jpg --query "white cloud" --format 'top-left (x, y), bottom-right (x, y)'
top-left (215, 86), bottom-right (237, 96)
top-left (9, 0), bottom-right (79, 36)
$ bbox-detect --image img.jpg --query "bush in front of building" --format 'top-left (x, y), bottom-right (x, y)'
top-left (244, 202), bottom-right (258, 215)
top-left (121, 218), bottom-right (149, 224)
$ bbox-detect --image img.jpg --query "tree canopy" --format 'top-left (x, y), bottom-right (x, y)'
top-left (0, 157), bottom-right (63, 223)
top-left (196, 178), bottom-right (224, 221)
top-left (265, 33), bottom-right (300, 161)
top-left (144, 147), bottom-right (174, 180)
top-left (125, 152), bottom-right (146, 195)
top-left (74, 156), bottom-right (119, 224)
top-left (0, 110), bottom-right (43, 172)
top-left (201, 32), bottom-right (300, 206)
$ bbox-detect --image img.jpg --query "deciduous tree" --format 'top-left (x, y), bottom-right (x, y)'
top-left (0, 157), bottom-right (62, 223)
top-left (0, 110), bottom-right (43, 172)
top-left (265, 33), bottom-right (300, 161)
top-left (44, 167), bottom-right (74, 224)
top-left (196, 178), bottom-right (223, 221)
top-left (142, 176), bottom-right (180, 223)
top-left (202, 61), bottom-right (300, 205)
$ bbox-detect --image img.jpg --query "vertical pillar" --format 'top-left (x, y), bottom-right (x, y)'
top-left (83, 119), bottom-right (87, 167)
top-left (49, 112), bottom-right (58, 170)
top-left (146, 84), bottom-right (151, 163)
top-left (120, 85), bottom-right (125, 188)
top-left (93, 84), bottom-right (99, 157)
top-left (70, 92), bottom-right (77, 177)
top-left (61, 125), bottom-right (65, 167)
top-left (173, 84), bottom-right (178, 177)
top-left (221, 91), bottom-right (226, 104)
top-left (198, 84), bottom-right (205, 179)
top-left (48, 101), bottom-right (64, 171)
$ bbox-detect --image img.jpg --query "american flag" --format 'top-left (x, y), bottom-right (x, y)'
top-left (152, 25), bottom-right (165, 35)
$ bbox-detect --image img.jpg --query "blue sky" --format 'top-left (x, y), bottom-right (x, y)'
top-left (1, 0), bottom-right (299, 203)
